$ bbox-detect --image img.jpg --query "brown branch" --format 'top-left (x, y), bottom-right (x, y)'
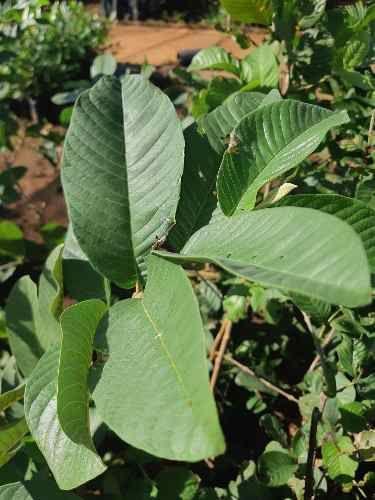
top-left (224, 354), bottom-right (299, 404)
top-left (210, 319), bottom-right (232, 390)
top-left (209, 321), bottom-right (226, 362)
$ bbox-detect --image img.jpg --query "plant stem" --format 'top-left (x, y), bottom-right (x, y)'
top-left (307, 328), bottom-right (335, 373)
top-left (224, 354), bottom-right (299, 404)
top-left (209, 321), bottom-right (226, 362)
top-left (304, 407), bottom-right (321, 500)
top-left (210, 319), bottom-right (232, 389)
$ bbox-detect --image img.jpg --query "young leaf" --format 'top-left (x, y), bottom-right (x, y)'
top-left (240, 45), bottom-right (279, 90)
top-left (322, 436), bottom-right (358, 483)
top-left (24, 346), bottom-right (106, 490)
top-left (0, 418), bottom-right (28, 467)
top-left (62, 75), bottom-right (184, 288)
top-left (257, 450), bottom-right (298, 487)
top-left (277, 194), bottom-right (375, 272)
top-left (188, 47), bottom-right (240, 76)
top-left (217, 100), bottom-right (349, 214)
top-left (220, 0), bottom-right (273, 25)
top-left (155, 206), bottom-right (371, 307)
top-left (0, 385), bottom-right (25, 413)
top-left (57, 300), bottom-right (107, 444)
top-left (0, 480), bottom-right (81, 499)
top-left (0, 221), bottom-right (24, 259)
top-left (92, 255), bottom-right (225, 461)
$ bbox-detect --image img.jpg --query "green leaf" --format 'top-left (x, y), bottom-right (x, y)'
top-left (299, 0), bottom-right (326, 29)
top-left (155, 206), bottom-right (371, 307)
top-left (0, 480), bottom-right (81, 499)
top-left (340, 402), bottom-right (367, 433)
top-left (277, 194), bottom-right (375, 273)
top-left (24, 346), bottom-right (106, 490)
top-left (63, 226), bottom-right (109, 301)
top-left (6, 277), bottom-right (42, 377)
top-left (240, 45), bottom-right (279, 89)
top-left (156, 467), bottom-right (199, 500)
top-left (6, 247), bottom-right (63, 377)
top-left (198, 91), bottom-right (266, 155)
top-left (0, 221), bottom-right (24, 259)
top-left (257, 450), bottom-right (298, 487)
top-left (92, 255), bottom-right (225, 461)
top-left (217, 100), bottom-right (349, 214)
top-left (62, 75), bottom-right (184, 288)
top-left (322, 436), bottom-right (358, 483)
top-left (0, 418), bottom-right (28, 467)
top-left (220, 0), bottom-right (273, 25)
top-left (0, 385), bottom-right (25, 413)
top-left (188, 47), bottom-right (240, 75)
top-left (57, 300), bottom-right (107, 445)
top-left (167, 123), bottom-right (221, 251)
top-left (38, 245), bottom-right (64, 343)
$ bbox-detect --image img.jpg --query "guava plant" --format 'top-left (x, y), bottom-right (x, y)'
top-left (2, 75), bottom-right (373, 493)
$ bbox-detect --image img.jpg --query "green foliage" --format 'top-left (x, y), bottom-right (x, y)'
top-left (0, 0), bottom-right (107, 101)
top-left (1, 5), bottom-right (375, 495)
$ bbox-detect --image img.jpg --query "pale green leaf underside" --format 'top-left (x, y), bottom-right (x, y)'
top-left (92, 255), bottom-right (225, 461)
top-left (188, 47), bottom-right (240, 75)
top-left (62, 75), bottom-right (184, 288)
top-left (155, 207), bottom-right (371, 307)
top-left (0, 480), bottom-right (80, 500)
top-left (24, 347), bottom-right (106, 490)
top-left (57, 300), bottom-right (107, 445)
top-left (217, 100), bottom-right (350, 215)
top-left (276, 194), bottom-right (375, 273)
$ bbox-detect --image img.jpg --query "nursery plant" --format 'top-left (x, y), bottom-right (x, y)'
top-left (1, 72), bottom-right (374, 498)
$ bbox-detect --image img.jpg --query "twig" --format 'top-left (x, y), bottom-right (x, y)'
top-left (307, 328), bottom-right (335, 373)
top-left (210, 319), bottom-right (232, 390)
top-left (224, 354), bottom-right (299, 404)
top-left (304, 407), bottom-right (321, 500)
top-left (209, 321), bottom-right (226, 362)
top-left (369, 109), bottom-right (375, 147)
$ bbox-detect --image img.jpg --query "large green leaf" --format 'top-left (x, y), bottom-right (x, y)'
top-left (38, 245), bottom-right (64, 342)
top-left (217, 100), bottom-right (349, 215)
top-left (0, 480), bottom-right (80, 499)
top-left (167, 92), bottom-right (281, 257)
top-left (198, 91), bottom-right (266, 154)
top-left (6, 247), bottom-right (63, 377)
top-left (155, 206), bottom-right (371, 307)
top-left (188, 47), bottom-right (240, 75)
top-left (5, 277), bottom-right (42, 377)
top-left (63, 226), bottom-right (109, 302)
top-left (167, 123), bottom-right (221, 251)
top-left (57, 300), bottom-right (107, 445)
top-left (221, 0), bottom-right (273, 25)
top-left (276, 194), bottom-right (375, 272)
top-left (62, 75), bottom-right (184, 288)
top-left (24, 346), bottom-right (106, 490)
top-left (240, 45), bottom-right (279, 89)
top-left (92, 255), bottom-right (225, 461)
